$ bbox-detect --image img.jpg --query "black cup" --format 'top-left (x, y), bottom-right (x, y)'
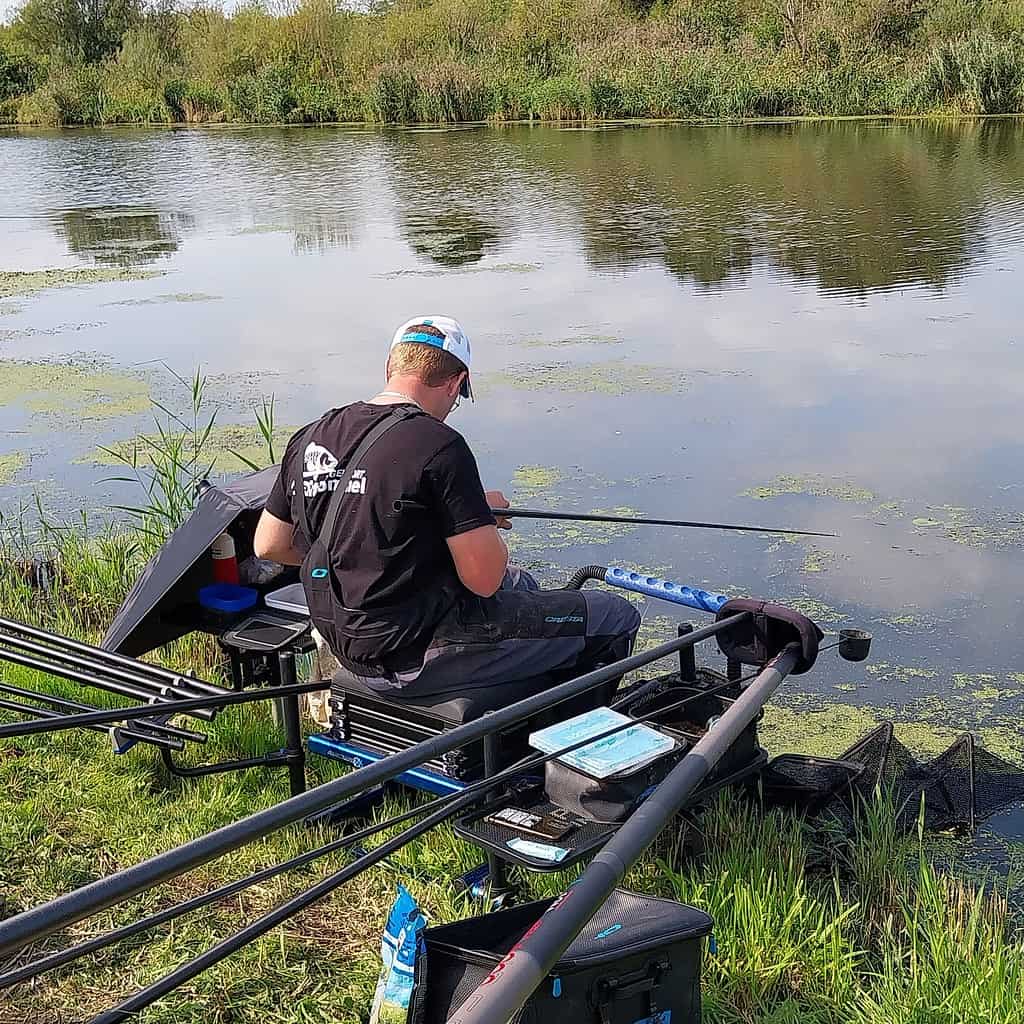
top-left (838, 628), bottom-right (872, 662)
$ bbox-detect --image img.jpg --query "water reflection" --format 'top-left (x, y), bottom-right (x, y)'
top-left (513, 120), bottom-right (1024, 296)
top-left (402, 210), bottom-right (502, 267)
top-left (55, 206), bottom-right (191, 266)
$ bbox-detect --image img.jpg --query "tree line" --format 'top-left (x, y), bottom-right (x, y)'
top-left (1, 0), bottom-right (1022, 125)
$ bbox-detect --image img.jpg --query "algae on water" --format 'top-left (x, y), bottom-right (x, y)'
top-left (482, 360), bottom-right (688, 396)
top-left (85, 423), bottom-right (298, 474)
top-left (104, 293), bottom-right (221, 307)
top-left (0, 452), bottom-right (27, 484)
top-left (0, 359), bottom-right (151, 419)
top-left (743, 474), bottom-right (876, 503)
top-left (0, 268), bottom-right (161, 300)
top-left (511, 464), bottom-right (563, 500)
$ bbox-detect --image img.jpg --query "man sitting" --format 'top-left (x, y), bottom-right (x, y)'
top-left (254, 315), bottom-right (640, 701)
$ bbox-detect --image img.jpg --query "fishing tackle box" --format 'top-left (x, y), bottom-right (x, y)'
top-left (410, 887), bottom-right (712, 1024)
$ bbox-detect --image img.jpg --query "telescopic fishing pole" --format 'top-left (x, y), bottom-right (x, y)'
top-left (74, 676), bottom-right (754, 1020)
top-left (0, 613), bottom-right (746, 959)
top-left (392, 501), bottom-right (837, 538)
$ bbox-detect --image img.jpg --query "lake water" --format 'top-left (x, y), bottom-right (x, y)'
top-left (1, 120), bottom-right (1023, 757)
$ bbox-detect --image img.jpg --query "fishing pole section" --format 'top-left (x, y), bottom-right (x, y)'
top-left (393, 500), bottom-right (838, 538)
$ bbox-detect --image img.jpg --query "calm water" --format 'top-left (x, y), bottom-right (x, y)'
top-left (1, 120), bottom-right (1024, 745)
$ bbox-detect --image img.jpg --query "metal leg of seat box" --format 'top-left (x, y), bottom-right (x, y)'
top-left (481, 727), bottom-right (513, 906)
top-left (160, 650), bottom-right (307, 797)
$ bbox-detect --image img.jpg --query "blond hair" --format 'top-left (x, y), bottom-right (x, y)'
top-left (387, 337), bottom-right (466, 387)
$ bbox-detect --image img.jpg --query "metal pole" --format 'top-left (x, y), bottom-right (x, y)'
top-left (0, 630), bottom-right (223, 703)
top-left (447, 644), bottom-right (801, 1024)
top-left (0, 646), bottom-right (219, 723)
top-left (0, 698), bottom-right (183, 752)
top-left (0, 615), bottom-right (225, 695)
top-left (677, 622), bottom-right (696, 682)
top-left (0, 613), bottom-right (746, 958)
top-left (277, 651), bottom-right (306, 797)
top-left (0, 679), bottom-right (329, 740)
top-left (494, 507), bottom-right (837, 537)
top-left (0, 682), bottom-right (207, 744)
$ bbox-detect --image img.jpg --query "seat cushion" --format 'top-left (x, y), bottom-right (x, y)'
top-left (331, 667), bottom-right (554, 725)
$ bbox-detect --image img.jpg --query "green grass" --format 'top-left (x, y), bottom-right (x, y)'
top-left (0, 524), bottom-right (1023, 1022)
top-left (3, 0), bottom-right (1024, 125)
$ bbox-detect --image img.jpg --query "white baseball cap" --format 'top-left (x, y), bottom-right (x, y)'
top-left (390, 315), bottom-right (473, 400)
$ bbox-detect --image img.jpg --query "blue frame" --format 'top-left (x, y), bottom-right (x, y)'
top-left (307, 733), bottom-right (467, 797)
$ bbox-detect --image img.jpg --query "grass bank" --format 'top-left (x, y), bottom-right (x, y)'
top-left (0, 519), bottom-right (1023, 1022)
top-left (2, 0), bottom-right (1024, 126)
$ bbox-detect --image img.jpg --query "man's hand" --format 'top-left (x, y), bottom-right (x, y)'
top-left (486, 490), bottom-right (512, 530)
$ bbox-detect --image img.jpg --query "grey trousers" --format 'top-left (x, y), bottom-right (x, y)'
top-left (364, 567), bottom-right (642, 698)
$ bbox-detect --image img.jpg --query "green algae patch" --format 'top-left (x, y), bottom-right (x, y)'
top-left (0, 452), bottom-right (27, 484)
top-left (0, 268), bottom-right (161, 300)
top-left (377, 263), bottom-right (539, 280)
top-left (762, 698), bottom-right (1022, 761)
top-left (909, 504), bottom-right (1024, 550)
top-left (512, 464), bottom-right (563, 500)
top-left (743, 474), bottom-right (875, 503)
top-left (786, 596), bottom-right (848, 625)
top-left (483, 360), bottom-right (687, 396)
top-left (760, 702), bottom-right (880, 757)
top-left (104, 293), bottom-right (221, 307)
top-left (0, 359), bottom-right (150, 420)
top-left (85, 423), bottom-right (298, 474)
top-left (519, 333), bottom-right (621, 348)
top-left (0, 303), bottom-right (22, 317)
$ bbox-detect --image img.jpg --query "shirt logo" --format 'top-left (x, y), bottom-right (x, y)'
top-left (545, 615), bottom-right (584, 624)
top-left (302, 442), bottom-right (367, 498)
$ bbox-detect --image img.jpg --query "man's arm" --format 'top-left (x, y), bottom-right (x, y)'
top-left (253, 509), bottom-right (304, 566)
top-left (447, 524), bottom-right (508, 598)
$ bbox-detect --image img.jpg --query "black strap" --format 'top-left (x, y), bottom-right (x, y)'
top-left (297, 405), bottom-right (418, 549)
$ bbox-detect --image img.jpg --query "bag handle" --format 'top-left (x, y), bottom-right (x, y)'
top-left (297, 405), bottom-right (417, 548)
top-left (594, 957), bottom-right (669, 1024)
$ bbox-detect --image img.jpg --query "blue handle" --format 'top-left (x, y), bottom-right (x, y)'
top-left (603, 567), bottom-right (728, 613)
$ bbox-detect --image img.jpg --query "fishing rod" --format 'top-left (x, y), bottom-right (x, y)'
top-left (0, 613), bottom-right (746, 959)
top-left (392, 501), bottom-right (837, 538)
top-left (448, 644), bottom-right (802, 1024)
top-left (55, 675), bottom-right (753, 1018)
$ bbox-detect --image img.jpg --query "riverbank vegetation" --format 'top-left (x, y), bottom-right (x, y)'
top-left (1, 0), bottom-right (1024, 126)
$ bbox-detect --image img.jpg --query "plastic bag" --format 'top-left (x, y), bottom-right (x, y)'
top-left (369, 884), bottom-right (427, 1024)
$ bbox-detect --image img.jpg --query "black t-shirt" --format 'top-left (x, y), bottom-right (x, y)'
top-left (266, 401), bottom-right (495, 664)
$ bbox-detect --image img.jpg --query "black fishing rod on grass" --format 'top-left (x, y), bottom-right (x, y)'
top-left (0, 613), bottom-right (747, 959)
top-left (393, 501), bottom-right (837, 538)
top-left (2, 672), bottom-right (751, 996)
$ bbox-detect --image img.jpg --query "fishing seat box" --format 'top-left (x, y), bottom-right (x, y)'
top-left (410, 887), bottom-right (712, 1024)
top-left (329, 670), bottom-right (615, 781)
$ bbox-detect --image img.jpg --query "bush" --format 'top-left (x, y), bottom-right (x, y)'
top-left (0, 40), bottom-right (42, 102)
top-left (17, 60), bottom-right (104, 124)
top-left (915, 35), bottom-right (1024, 113)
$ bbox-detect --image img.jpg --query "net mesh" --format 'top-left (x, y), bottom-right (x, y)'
top-left (761, 722), bottom-right (1024, 833)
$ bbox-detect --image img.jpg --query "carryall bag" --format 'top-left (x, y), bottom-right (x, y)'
top-left (410, 888), bottom-right (713, 1024)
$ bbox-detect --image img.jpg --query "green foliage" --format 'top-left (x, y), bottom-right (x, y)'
top-left (914, 34), bottom-right (1024, 113)
top-left (11, 0), bottom-right (143, 62)
top-left (4, 0), bottom-right (1024, 124)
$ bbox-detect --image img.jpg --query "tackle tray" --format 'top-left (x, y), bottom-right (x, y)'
top-left (453, 749), bottom-right (767, 872)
